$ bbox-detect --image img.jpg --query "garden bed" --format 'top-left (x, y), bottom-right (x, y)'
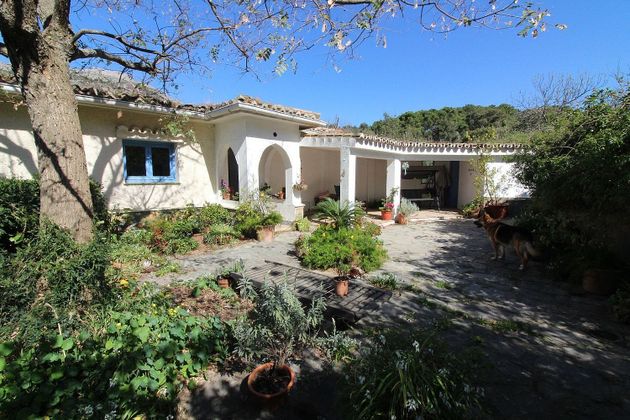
top-left (170, 285), bottom-right (253, 321)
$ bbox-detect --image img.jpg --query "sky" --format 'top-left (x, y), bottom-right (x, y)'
top-left (171, 0), bottom-right (629, 126)
top-left (3, 0), bottom-right (628, 126)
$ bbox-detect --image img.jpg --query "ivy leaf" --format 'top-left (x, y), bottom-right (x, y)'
top-left (134, 326), bottom-right (151, 343)
top-left (61, 338), bottom-right (74, 351)
top-left (0, 342), bottom-right (13, 356)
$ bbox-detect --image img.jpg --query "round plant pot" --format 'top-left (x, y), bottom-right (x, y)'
top-left (217, 276), bottom-right (230, 289)
top-left (484, 205), bottom-right (508, 220)
top-left (381, 210), bottom-right (393, 221)
top-left (582, 269), bottom-right (621, 295)
top-left (395, 213), bottom-right (408, 225)
top-left (222, 191), bottom-right (232, 200)
top-left (335, 278), bottom-right (349, 297)
top-left (247, 362), bottom-right (295, 402)
top-left (256, 226), bottom-right (274, 242)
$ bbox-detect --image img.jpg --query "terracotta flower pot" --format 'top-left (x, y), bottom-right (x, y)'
top-left (381, 210), bottom-right (393, 221)
top-left (335, 278), bottom-right (349, 297)
top-left (395, 213), bottom-right (408, 224)
top-left (256, 226), bottom-right (274, 242)
top-left (222, 191), bottom-right (232, 200)
top-left (247, 362), bottom-right (295, 402)
top-left (217, 277), bottom-right (230, 289)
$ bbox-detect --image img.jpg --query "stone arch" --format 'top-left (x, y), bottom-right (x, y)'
top-left (258, 144), bottom-right (292, 202)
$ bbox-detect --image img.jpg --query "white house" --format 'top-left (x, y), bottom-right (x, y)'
top-left (0, 68), bottom-right (528, 221)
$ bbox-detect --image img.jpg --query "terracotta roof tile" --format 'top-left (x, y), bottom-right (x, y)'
top-left (0, 65), bottom-right (321, 121)
top-left (301, 126), bottom-right (524, 149)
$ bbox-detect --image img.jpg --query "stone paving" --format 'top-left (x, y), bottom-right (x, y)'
top-left (147, 217), bottom-right (630, 419)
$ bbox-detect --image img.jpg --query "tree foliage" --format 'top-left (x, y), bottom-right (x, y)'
top-left (512, 81), bottom-right (630, 278)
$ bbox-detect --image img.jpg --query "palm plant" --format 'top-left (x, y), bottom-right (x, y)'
top-left (313, 198), bottom-right (365, 230)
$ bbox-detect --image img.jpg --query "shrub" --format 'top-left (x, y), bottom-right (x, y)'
top-left (0, 282), bottom-right (228, 418)
top-left (198, 203), bottom-right (232, 228)
top-left (362, 221), bottom-right (382, 237)
top-left (0, 223), bottom-right (111, 345)
top-left (294, 217), bottom-right (311, 232)
top-left (461, 197), bottom-right (483, 218)
top-left (0, 178), bottom-right (111, 251)
top-left (234, 201), bottom-right (282, 239)
top-left (312, 198), bottom-right (365, 230)
top-left (233, 279), bottom-right (325, 366)
top-left (369, 272), bottom-right (399, 290)
top-left (108, 228), bottom-right (180, 280)
top-left (147, 218), bottom-right (198, 255)
top-left (203, 223), bottom-right (240, 246)
top-left (0, 178), bottom-right (39, 251)
top-left (343, 329), bottom-right (484, 420)
top-left (398, 198), bottom-right (419, 217)
top-left (611, 282), bottom-right (630, 324)
top-left (297, 226), bottom-right (387, 273)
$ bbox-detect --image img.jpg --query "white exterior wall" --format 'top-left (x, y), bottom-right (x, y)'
top-left (0, 101), bottom-right (216, 211)
top-left (299, 148), bottom-right (340, 209)
top-left (487, 161), bottom-right (529, 199)
top-left (356, 158), bottom-right (387, 204)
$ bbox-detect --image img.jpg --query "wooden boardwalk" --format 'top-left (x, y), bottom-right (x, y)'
top-left (232, 261), bottom-right (392, 323)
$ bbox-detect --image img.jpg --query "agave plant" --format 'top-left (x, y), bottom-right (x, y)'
top-left (313, 198), bottom-right (365, 230)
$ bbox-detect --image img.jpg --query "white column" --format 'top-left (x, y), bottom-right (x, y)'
top-left (386, 158), bottom-right (402, 213)
top-left (339, 146), bottom-right (356, 204)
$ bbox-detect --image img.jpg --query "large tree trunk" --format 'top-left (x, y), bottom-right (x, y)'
top-left (0, 0), bottom-right (94, 243)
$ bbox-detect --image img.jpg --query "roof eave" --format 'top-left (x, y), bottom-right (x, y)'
top-left (207, 102), bottom-right (326, 128)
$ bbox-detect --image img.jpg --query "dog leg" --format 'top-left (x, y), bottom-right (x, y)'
top-left (499, 244), bottom-right (505, 260)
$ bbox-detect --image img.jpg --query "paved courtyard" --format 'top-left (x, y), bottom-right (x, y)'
top-left (148, 217), bottom-right (630, 419)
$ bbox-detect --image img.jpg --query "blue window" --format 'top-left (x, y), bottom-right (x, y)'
top-left (123, 140), bottom-right (177, 183)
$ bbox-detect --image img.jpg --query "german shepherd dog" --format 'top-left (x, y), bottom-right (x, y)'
top-left (474, 210), bottom-right (540, 270)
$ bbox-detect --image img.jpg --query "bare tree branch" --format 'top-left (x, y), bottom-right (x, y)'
top-left (71, 47), bottom-right (157, 73)
top-left (0, 42), bottom-right (7, 57)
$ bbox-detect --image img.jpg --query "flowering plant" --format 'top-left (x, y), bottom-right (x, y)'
top-left (379, 187), bottom-right (399, 212)
top-left (293, 171), bottom-right (308, 191)
top-left (220, 179), bottom-right (231, 194)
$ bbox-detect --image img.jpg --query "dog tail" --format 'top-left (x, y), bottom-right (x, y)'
top-left (523, 241), bottom-right (542, 260)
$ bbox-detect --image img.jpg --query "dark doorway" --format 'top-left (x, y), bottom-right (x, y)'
top-left (445, 161), bottom-right (459, 208)
top-left (227, 148), bottom-right (239, 196)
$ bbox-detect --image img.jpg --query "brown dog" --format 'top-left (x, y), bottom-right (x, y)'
top-left (474, 211), bottom-right (540, 270)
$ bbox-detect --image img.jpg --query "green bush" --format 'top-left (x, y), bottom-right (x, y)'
top-left (611, 282), bottom-right (630, 324)
top-left (233, 201), bottom-right (282, 239)
top-left (198, 204), bottom-right (232, 228)
top-left (369, 272), bottom-right (399, 290)
top-left (294, 217), bottom-right (311, 232)
top-left (0, 223), bottom-right (111, 345)
top-left (108, 228), bottom-right (180, 280)
top-left (0, 283), bottom-right (227, 418)
top-left (233, 279), bottom-right (325, 366)
top-left (297, 225), bottom-right (387, 273)
top-left (397, 198), bottom-right (419, 217)
top-left (343, 329), bottom-right (484, 420)
top-left (0, 178), bottom-right (111, 251)
top-left (0, 178), bottom-right (39, 251)
top-left (203, 223), bottom-right (240, 246)
top-left (313, 198), bottom-right (365, 230)
top-left (147, 218), bottom-right (198, 255)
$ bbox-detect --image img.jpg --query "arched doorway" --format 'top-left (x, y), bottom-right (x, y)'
top-left (258, 145), bottom-right (291, 201)
top-left (227, 148), bottom-right (239, 197)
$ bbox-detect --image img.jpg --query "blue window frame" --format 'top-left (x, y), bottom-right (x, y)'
top-left (123, 140), bottom-right (177, 184)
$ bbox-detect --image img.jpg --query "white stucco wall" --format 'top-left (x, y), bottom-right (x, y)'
top-left (356, 158), bottom-right (387, 204)
top-left (457, 160), bottom-right (529, 208)
top-left (299, 147), bottom-right (340, 209)
top-left (0, 101), bottom-right (216, 211)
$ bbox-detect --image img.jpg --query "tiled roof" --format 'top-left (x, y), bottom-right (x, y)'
top-left (0, 65), bottom-right (321, 121)
top-left (301, 126), bottom-right (525, 149)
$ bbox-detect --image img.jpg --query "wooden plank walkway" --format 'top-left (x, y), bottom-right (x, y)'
top-left (231, 261), bottom-right (392, 323)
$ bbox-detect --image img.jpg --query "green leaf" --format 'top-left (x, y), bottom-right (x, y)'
top-left (61, 338), bottom-right (74, 351)
top-left (49, 370), bottom-right (64, 381)
top-left (0, 356), bottom-right (5, 371)
top-left (134, 326), bottom-right (151, 343)
top-left (0, 343), bottom-right (13, 357)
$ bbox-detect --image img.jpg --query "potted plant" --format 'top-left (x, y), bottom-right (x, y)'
top-left (255, 211), bottom-right (283, 242)
top-left (293, 170), bottom-right (308, 191)
top-left (395, 198), bottom-right (419, 225)
top-left (233, 279), bottom-right (325, 403)
top-left (379, 187), bottom-right (399, 220)
top-left (470, 153), bottom-right (509, 219)
top-left (334, 263), bottom-right (361, 297)
top-left (220, 179), bottom-right (232, 200)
